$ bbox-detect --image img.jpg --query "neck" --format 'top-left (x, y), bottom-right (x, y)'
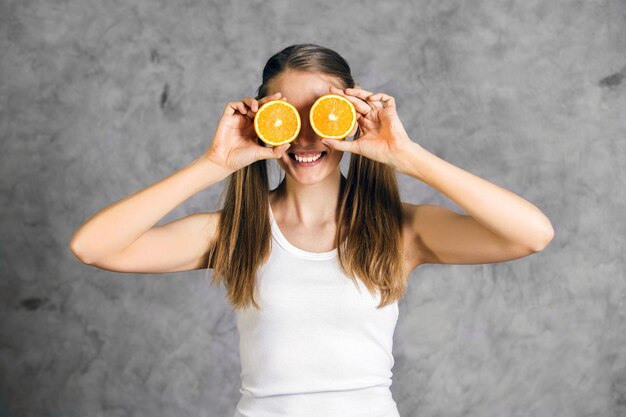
top-left (271, 166), bottom-right (346, 226)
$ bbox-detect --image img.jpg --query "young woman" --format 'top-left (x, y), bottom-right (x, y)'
top-left (70, 44), bottom-right (554, 417)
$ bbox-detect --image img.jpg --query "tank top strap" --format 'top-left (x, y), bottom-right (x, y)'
top-left (268, 199), bottom-right (338, 260)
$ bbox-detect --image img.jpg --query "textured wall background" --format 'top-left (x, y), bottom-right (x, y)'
top-left (1, 0), bottom-right (625, 416)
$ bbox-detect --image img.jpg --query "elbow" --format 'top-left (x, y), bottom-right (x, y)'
top-left (69, 236), bottom-right (94, 265)
top-left (530, 223), bottom-right (555, 252)
top-left (69, 242), bottom-right (87, 264)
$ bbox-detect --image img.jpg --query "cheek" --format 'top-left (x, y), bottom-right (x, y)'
top-left (330, 149), bottom-right (343, 161)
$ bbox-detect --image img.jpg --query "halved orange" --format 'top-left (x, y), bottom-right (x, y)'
top-left (254, 100), bottom-right (301, 146)
top-left (310, 94), bottom-right (357, 140)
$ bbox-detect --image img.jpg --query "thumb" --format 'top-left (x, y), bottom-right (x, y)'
top-left (259, 143), bottom-right (291, 161)
top-left (321, 138), bottom-right (355, 153)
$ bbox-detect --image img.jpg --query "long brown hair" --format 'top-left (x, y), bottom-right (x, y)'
top-left (206, 43), bottom-right (408, 311)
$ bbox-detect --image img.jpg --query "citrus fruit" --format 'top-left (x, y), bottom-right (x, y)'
top-left (254, 99), bottom-right (301, 146)
top-left (309, 94), bottom-right (357, 139)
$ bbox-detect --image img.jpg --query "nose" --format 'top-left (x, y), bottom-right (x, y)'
top-left (293, 133), bottom-right (319, 147)
top-left (292, 109), bottom-right (321, 147)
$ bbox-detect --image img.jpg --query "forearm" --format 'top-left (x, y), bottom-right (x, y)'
top-left (69, 155), bottom-right (234, 263)
top-left (395, 142), bottom-right (554, 250)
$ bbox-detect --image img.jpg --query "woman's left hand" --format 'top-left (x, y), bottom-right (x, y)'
top-left (322, 85), bottom-right (415, 170)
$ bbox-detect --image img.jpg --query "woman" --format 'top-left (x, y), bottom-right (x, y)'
top-left (70, 44), bottom-right (554, 417)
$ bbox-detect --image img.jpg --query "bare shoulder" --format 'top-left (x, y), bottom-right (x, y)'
top-left (400, 201), bottom-right (442, 225)
top-left (400, 201), bottom-right (417, 221)
top-left (401, 201), bottom-right (428, 233)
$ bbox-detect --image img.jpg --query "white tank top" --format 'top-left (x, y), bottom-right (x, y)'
top-left (233, 200), bottom-right (401, 417)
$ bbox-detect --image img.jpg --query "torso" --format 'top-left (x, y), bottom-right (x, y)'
top-left (234, 205), bottom-right (402, 413)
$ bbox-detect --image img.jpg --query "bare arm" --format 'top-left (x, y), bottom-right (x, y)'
top-left (69, 94), bottom-right (291, 273)
top-left (69, 156), bottom-right (232, 266)
top-left (398, 143), bottom-right (554, 251)
top-left (320, 86), bottom-right (553, 269)
top-left (397, 143), bottom-right (554, 267)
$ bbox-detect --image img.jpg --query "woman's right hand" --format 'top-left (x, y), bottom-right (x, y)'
top-left (203, 92), bottom-right (292, 173)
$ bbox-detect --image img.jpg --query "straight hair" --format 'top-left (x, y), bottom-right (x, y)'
top-left (206, 43), bottom-right (408, 311)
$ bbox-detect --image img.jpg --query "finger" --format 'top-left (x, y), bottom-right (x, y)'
top-left (367, 93), bottom-right (395, 109)
top-left (357, 115), bottom-right (377, 131)
top-left (344, 86), bottom-right (375, 100)
top-left (242, 97), bottom-right (258, 112)
top-left (241, 98), bottom-right (255, 119)
top-left (236, 101), bottom-right (248, 116)
top-left (252, 94), bottom-right (287, 120)
top-left (257, 143), bottom-right (291, 161)
top-left (226, 101), bottom-right (245, 116)
top-left (343, 86), bottom-right (388, 112)
top-left (258, 92), bottom-right (282, 106)
top-left (320, 137), bottom-right (358, 154)
top-left (328, 86), bottom-right (374, 116)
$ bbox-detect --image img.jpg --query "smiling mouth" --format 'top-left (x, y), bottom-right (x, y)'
top-left (288, 151), bottom-right (327, 162)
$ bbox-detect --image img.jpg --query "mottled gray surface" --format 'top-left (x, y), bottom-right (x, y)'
top-left (1, 0), bottom-right (625, 416)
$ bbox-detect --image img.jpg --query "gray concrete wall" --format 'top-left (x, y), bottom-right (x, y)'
top-left (1, 0), bottom-right (625, 416)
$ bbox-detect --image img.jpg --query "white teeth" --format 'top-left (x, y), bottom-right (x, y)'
top-left (294, 153), bottom-right (322, 163)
